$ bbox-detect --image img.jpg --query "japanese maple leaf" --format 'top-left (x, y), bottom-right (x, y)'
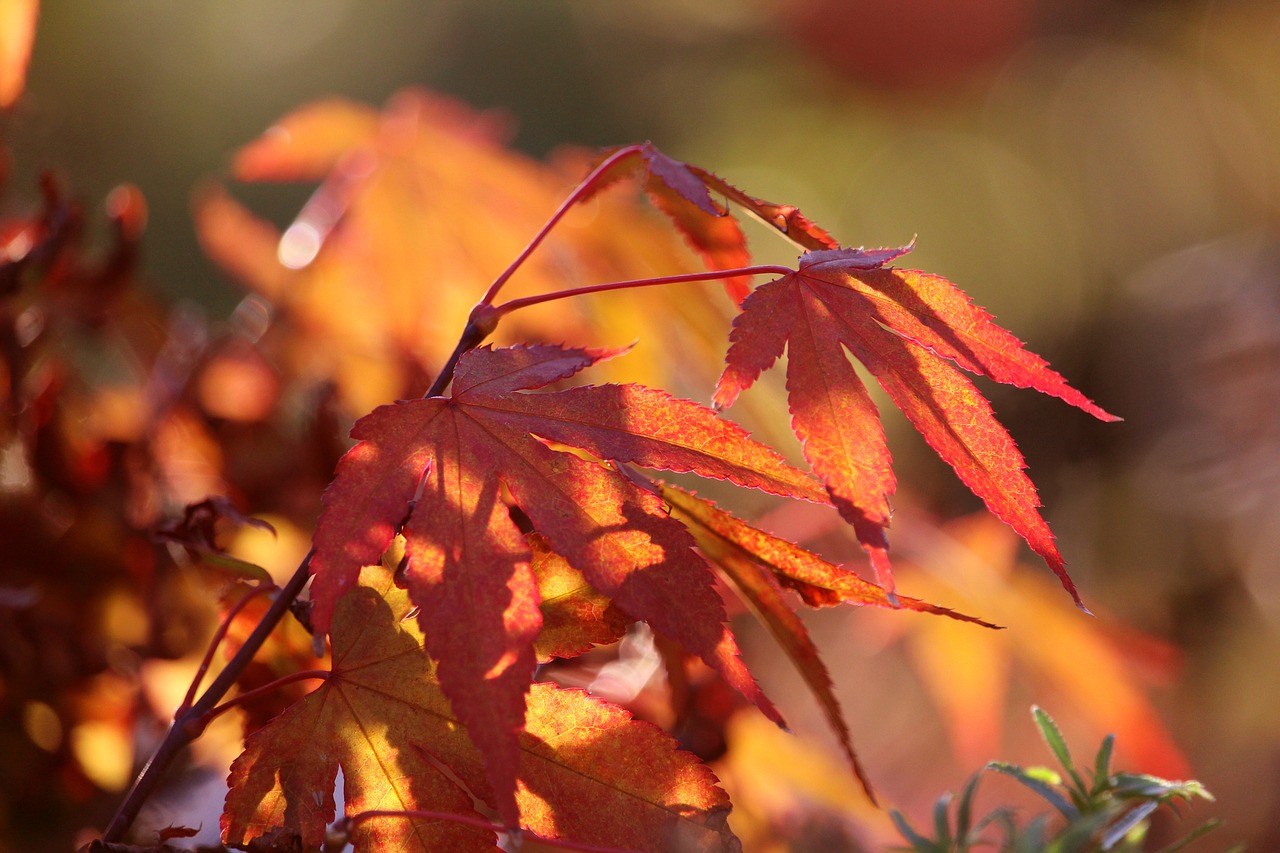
top-left (308, 343), bottom-right (826, 826)
top-left (660, 482), bottom-right (998, 802)
top-left (225, 562), bottom-right (740, 852)
top-left (714, 245), bottom-right (1118, 605)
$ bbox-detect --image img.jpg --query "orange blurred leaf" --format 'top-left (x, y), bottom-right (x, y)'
top-left (197, 91), bottom-right (595, 414)
top-left (886, 511), bottom-right (1188, 777)
top-left (0, 0), bottom-right (37, 108)
top-left (231, 97), bottom-right (383, 182)
top-left (660, 483), bottom-right (999, 802)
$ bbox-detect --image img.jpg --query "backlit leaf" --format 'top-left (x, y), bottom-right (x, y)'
top-left (589, 143), bottom-right (749, 293)
top-left (715, 246), bottom-right (1117, 604)
top-left (309, 343), bottom-right (826, 823)
top-left (223, 562), bottom-right (740, 852)
top-left (663, 485), bottom-right (875, 803)
top-left (529, 533), bottom-right (629, 663)
top-left (659, 483), bottom-right (994, 623)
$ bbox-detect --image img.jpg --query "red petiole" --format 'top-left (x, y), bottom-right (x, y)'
top-left (488, 265), bottom-right (791, 318)
top-left (478, 143), bottom-right (645, 307)
top-left (195, 669), bottom-right (331, 730)
top-left (178, 583), bottom-right (276, 715)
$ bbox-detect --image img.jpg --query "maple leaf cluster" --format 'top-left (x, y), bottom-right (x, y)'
top-left (0, 8), bottom-right (1179, 851)
top-left (209, 133), bottom-right (1115, 851)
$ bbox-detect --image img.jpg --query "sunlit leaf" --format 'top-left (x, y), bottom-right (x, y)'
top-left (716, 245), bottom-right (1117, 603)
top-left (224, 562), bottom-right (739, 852)
top-left (308, 343), bottom-right (827, 823)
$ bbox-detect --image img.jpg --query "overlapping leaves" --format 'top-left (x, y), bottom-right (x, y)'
top-left (660, 483), bottom-right (998, 801)
top-left (225, 562), bottom-right (739, 852)
top-left (219, 133), bottom-right (1118, 850)
top-left (308, 342), bottom-right (827, 826)
top-left (586, 145), bottom-right (1114, 605)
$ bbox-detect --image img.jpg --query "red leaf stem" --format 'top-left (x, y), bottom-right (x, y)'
top-left (490, 265), bottom-right (795, 317)
top-left (479, 143), bottom-right (646, 306)
top-left (199, 670), bottom-right (331, 727)
top-left (178, 583), bottom-right (276, 714)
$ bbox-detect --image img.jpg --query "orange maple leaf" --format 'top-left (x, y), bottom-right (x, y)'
top-left (528, 532), bottom-right (630, 663)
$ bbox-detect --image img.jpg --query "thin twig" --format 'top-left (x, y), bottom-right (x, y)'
top-left (423, 314), bottom-right (494, 398)
top-left (101, 550), bottom-right (314, 842)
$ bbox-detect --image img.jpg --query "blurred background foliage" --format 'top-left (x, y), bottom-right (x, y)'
top-left (2, 0), bottom-right (1279, 849)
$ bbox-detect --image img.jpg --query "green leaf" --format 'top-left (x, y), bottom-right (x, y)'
top-left (1024, 765), bottom-right (1063, 786)
top-left (1092, 732), bottom-right (1115, 794)
top-left (1047, 809), bottom-right (1118, 853)
top-left (1032, 706), bottom-right (1088, 796)
top-left (986, 762), bottom-right (1080, 820)
top-left (1014, 814), bottom-right (1050, 853)
top-left (932, 791), bottom-right (954, 847)
top-left (889, 809), bottom-right (941, 853)
top-left (1111, 773), bottom-right (1212, 803)
top-left (954, 772), bottom-right (982, 844)
top-left (1101, 802), bottom-right (1158, 850)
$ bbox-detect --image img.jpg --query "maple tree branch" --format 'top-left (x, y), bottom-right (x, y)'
top-left (177, 583), bottom-right (276, 715)
top-left (339, 810), bottom-right (645, 853)
top-left (491, 265), bottom-right (792, 317)
top-left (101, 550), bottom-right (314, 843)
top-left (478, 143), bottom-right (644, 306)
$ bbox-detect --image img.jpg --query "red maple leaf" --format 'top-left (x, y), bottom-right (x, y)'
top-left (307, 342), bottom-right (826, 825)
top-left (714, 245), bottom-right (1118, 605)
